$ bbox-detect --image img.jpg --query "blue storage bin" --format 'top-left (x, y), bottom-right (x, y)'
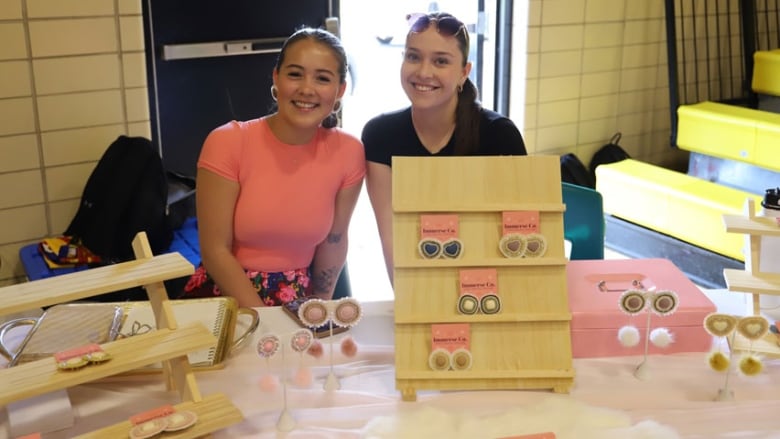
top-left (20, 217), bottom-right (201, 281)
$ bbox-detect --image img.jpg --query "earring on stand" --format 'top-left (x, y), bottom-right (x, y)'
top-left (333, 298), bottom-right (362, 359)
top-left (297, 298), bottom-right (333, 389)
top-left (648, 290), bottom-right (679, 349)
top-left (256, 333), bottom-right (280, 392)
top-left (617, 287), bottom-right (654, 380)
top-left (290, 328), bottom-right (314, 388)
top-left (298, 297), bottom-right (363, 391)
top-left (735, 316), bottom-right (770, 377)
top-left (703, 312), bottom-right (738, 402)
top-left (617, 289), bottom-right (646, 349)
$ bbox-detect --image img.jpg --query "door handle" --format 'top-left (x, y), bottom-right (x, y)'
top-left (162, 37), bottom-right (287, 61)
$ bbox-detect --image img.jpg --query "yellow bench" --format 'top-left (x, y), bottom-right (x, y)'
top-left (676, 101), bottom-right (780, 173)
top-left (595, 159), bottom-right (762, 261)
top-left (753, 49), bottom-right (780, 97)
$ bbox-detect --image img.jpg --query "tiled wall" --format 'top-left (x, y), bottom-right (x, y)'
top-left (0, 0), bottom-right (715, 286)
top-left (516, 0), bottom-right (689, 169)
top-left (0, 0), bottom-right (149, 286)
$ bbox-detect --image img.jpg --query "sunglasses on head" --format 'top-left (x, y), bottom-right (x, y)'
top-left (406, 13), bottom-right (467, 39)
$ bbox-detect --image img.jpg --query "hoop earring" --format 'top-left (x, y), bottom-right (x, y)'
top-left (332, 99), bottom-right (342, 113)
top-left (457, 83), bottom-right (464, 93)
top-left (270, 85), bottom-right (278, 102)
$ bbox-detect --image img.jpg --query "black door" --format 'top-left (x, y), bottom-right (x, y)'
top-left (142, 1), bottom-right (340, 178)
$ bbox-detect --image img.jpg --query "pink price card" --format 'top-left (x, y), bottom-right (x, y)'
top-left (53, 343), bottom-right (103, 362)
top-left (431, 323), bottom-right (470, 352)
top-left (459, 268), bottom-right (498, 298)
top-left (419, 214), bottom-right (460, 240)
top-left (130, 405), bottom-right (176, 425)
top-left (502, 211), bottom-right (539, 236)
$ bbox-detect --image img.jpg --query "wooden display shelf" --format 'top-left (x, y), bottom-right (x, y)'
top-left (396, 369), bottom-right (576, 380)
top-left (393, 202), bottom-right (566, 213)
top-left (0, 252), bottom-right (193, 316)
top-left (0, 232), bottom-right (243, 437)
top-left (722, 197), bottom-right (780, 347)
top-left (729, 329), bottom-right (780, 359)
top-left (394, 312), bottom-right (571, 324)
top-left (392, 155), bottom-right (574, 401)
top-left (395, 257), bottom-right (569, 268)
top-left (391, 156), bottom-right (565, 212)
top-left (0, 323), bottom-right (216, 406)
top-left (724, 269), bottom-right (780, 294)
top-left (723, 214), bottom-right (780, 235)
top-left (396, 376), bottom-right (573, 401)
top-left (74, 392), bottom-right (243, 439)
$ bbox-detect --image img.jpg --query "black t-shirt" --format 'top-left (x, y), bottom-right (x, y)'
top-left (362, 107), bottom-right (527, 166)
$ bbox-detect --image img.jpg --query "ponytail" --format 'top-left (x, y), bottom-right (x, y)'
top-left (452, 78), bottom-right (482, 155)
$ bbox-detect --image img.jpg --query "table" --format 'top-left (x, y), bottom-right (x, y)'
top-left (2, 299), bottom-right (779, 439)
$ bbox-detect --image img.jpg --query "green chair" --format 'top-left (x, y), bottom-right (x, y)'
top-left (562, 182), bottom-right (605, 260)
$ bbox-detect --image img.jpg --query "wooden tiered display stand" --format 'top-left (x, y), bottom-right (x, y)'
top-left (723, 198), bottom-right (780, 358)
top-left (0, 232), bottom-right (244, 438)
top-left (392, 156), bottom-right (575, 402)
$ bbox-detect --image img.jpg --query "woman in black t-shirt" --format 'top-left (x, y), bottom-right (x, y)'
top-left (361, 12), bottom-right (527, 284)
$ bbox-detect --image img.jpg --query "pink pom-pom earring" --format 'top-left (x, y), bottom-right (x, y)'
top-left (340, 335), bottom-right (358, 358)
top-left (256, 333), bottom-right (280, 392)
top-left (290, 329), bottom-right (314, 388)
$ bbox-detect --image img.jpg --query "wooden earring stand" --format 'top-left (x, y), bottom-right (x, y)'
top-left (0, 232), bottom-right (243, 438)
top-left (722, 198), bottom-right (780, 358)
top-left (391, 156), bottom-right (575, 401)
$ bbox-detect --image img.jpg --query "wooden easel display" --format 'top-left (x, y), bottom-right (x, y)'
top-left (0, 232), bottom-right (243, 438)
top-left (392, 156), bottom-right (575, 401)
top-left (723, 198), bottom-right (780, 358)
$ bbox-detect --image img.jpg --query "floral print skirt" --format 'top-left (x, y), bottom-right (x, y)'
top-left (179, 265), bottom-right (310, 307)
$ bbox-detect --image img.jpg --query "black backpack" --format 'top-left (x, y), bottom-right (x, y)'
top-left (65, 135), bottom-right (173, 264)
top-left (560, 153), bottom-right (595, 188)
top-left (589, 132), bottom-right (630, 184)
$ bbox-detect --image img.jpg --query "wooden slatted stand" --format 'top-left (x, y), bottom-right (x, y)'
top-left (392, 156), bottom-right (575, 401)
top-left (723, 198), bottom-right (780, 358)
top-left (0, 232), bottom-right (243, 437)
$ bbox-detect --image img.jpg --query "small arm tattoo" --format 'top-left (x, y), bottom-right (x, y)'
top-left (326, 232), bottom-right (342, 244)
top-left (311, 266), bottom-right (340, 297)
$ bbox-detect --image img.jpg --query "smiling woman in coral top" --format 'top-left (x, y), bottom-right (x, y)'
top-left (180, 28), bottom-right (365, 307)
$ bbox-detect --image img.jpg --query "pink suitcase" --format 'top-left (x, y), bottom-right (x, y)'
top-left (567, 258), bottom-right (717, 358)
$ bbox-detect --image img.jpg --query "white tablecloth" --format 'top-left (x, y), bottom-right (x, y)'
top-left (2, 300), bottom-right (779, 439)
